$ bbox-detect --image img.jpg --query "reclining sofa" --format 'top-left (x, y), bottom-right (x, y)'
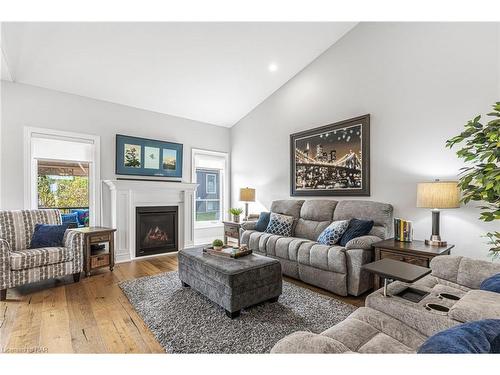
top-left (240, 199), bottom-right (393, 296)
top-left (271, 255), bottom-right (500, 353)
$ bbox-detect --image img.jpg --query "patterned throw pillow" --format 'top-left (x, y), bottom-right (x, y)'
top-left (265, 212), bottom-right (294, 237)
top-left (317, 220), bottom-right (350, 246)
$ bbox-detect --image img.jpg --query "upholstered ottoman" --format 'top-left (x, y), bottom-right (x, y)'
top-left (178, 247), bottom-right (282, 318)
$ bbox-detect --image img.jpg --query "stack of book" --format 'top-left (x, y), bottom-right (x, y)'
top-left (394, 218), bottom-right (413, 242)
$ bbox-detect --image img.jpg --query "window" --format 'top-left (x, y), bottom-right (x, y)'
top-left (196, 169), bottom-right (220, 221)
top-left (206, 173), bottom-right (217, 194)
top-left (25, 127), bottom-right (100, 226)
top-left (192, 149), bottom-right (228, 227)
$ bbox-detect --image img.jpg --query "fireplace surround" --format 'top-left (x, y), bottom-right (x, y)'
top-left (103, 179), bottom-right (197, 262)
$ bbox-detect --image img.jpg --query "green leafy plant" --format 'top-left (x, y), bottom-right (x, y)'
top-left (229, 208), bottom-right (243, 215)
top-left (446, 102), bottom-right (500, 259)
top-left (212, 239), bottom-right (224, 248)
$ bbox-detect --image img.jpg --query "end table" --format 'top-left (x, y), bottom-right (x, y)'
top-left (371, 238), bottom-right (454, 289)
top-left (71, 227), bottom-right (117, 277)
top-left (223, 221), bottom-right (242, 246)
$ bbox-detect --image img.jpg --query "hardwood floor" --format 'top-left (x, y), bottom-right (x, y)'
top-left (0, 254), bottom-right (365, 353)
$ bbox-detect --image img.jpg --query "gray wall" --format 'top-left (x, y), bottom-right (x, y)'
top-left (231, 22), bottom-right (500, 260)
top-left (1, 81), bottom-right (231, 210)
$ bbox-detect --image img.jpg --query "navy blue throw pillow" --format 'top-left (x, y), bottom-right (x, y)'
top-left (30, 223), bottom-right (70, 248)
top-left (339, 219), bottom-right (374, 247)
top-left (480, 273), bottom-right (500, 294)
top-left (418, 319), bottom-right (500, 354)
top-left (254, 212), bottom-right (271, 232)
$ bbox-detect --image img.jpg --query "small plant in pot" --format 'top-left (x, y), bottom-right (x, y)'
top-left (212, 239), bottom-right (224, 251)
top-left (229, 208), bottom-right (244, 223)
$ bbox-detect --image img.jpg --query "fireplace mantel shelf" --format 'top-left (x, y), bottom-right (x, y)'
top-left (102, 179), bottom-right (197, 263)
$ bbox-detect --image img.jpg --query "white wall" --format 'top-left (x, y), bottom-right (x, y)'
top-left (1, 81), bottom-right (231, 212)
top-left (231, 22), bottom-right (500, 261)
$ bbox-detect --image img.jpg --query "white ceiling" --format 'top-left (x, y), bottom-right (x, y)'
top-left (1, 22), bottom-right (356, 127)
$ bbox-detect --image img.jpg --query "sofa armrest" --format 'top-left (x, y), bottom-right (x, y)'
top-left (241, 221), bottom-right (257, 231)
top-left (271, 331), bottom-right (352, 353)
top-left (64, 230), bottom-right (85, 270)
top-left (449, 290), bottom-right (500, 323)
top-left (345, 235), bottom-right (382, 250)
top-left (0, 239), bottom-right (12, 290)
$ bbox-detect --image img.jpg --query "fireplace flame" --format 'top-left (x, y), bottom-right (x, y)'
top-left (145, 226), bottom-right (168, 242)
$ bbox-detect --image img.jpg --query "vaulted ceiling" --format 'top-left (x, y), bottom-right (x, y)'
top-left (1, 22), bottom-right (356, 127)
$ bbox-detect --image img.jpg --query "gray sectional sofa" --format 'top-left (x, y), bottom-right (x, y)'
top-left (271, 255), bottom-right (500, 353)
top-left (240, 199), bottom-right (393, 296)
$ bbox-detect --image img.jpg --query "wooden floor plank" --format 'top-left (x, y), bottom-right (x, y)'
top-left (0, 253), bottom-right (364, 353)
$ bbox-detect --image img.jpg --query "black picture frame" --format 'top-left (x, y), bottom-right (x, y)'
top-left (290, 114), bottom-right (370, 196)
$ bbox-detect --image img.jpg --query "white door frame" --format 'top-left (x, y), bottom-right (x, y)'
top-left (191, 148), bottom-right (230, 228)
top-left (23, 126), bottom-right (101, 226)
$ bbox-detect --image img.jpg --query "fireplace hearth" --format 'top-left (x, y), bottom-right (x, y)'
top-left (136, 206), bottom-right (178, 257)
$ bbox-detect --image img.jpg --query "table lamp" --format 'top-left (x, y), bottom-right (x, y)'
top-left (416, 180), bottom-right (460, 246)
top-left (239, 187), bottom-right (255, 221)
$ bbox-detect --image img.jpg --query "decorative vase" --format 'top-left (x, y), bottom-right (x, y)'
top-left (233, 214), bottom-right (240, 223)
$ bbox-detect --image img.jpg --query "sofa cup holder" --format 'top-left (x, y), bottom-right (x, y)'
top-left (438, 293), bottom-right (460, 301)
top-left (425, 303), bottom-right (450, 315)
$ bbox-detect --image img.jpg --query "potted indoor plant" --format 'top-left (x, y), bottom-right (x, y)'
top-left (212, 239), bottom-right (224, 251)
top-left (229, 208), bottom-right (244, 223)
top-left (446, 102), bottom-right (500, 259)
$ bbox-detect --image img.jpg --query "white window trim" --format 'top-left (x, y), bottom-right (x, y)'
top-left (23, 126), bottom-right (101, 226)
top-left (205, 173), bottom-right (217, 194)
top-left (191, 148), bottom-right (229, 229)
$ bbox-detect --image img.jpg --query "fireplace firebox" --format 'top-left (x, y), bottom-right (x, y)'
top-left (136, 206), bottom-right (178, 257)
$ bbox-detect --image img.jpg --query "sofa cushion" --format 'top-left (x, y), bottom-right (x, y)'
top-left (0, 209), bottom-right (62, 251)
top-left (339, 219), bottom-right (374, 247)
top-left (270, 200), bottom-right (304, 219)
top-left (322, 307), bottom-right (426, 353)
top-left (254, 212), bottom-right (271, 232)
top-left (271, 331), bottom-right (351, 354)
top-left (30, 223), bottom-right (70, 248)
top-left (418, 319), bottom-right (500, 354)
top-left (333, 200), bottom-right (393, 239)
top-left (265, 212), bottom-right (294, 237)
top-left (294, 219), bottom-right (330, 241)
top-left (297, 243), bottom-right (346, 274)
top-left (449, 290), bottom-right (500, 323)
top-left (299, 200), bottom-right (337, 221)
top-left (480, 273), bottom-right (500, 294)
top-left (317, 220), bottom-right (349, 246)
top-left (273, 237), bottom-right (312, 261)
top-left (10, 246), bottom-right (74, 270)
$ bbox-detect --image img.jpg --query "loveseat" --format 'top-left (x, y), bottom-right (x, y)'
top-left (0, 209), bottom-right (85, 300)
top-left (240, 199), bottom-right (393, 296)
top-left (271, 255), bottom-right (500, 353)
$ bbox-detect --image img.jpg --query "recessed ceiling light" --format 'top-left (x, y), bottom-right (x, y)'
top-left (268, 63), bottom-right (278, 72)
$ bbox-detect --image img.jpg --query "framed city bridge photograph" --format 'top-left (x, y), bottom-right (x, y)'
top-left (290, 114), bottom-right (370, 196)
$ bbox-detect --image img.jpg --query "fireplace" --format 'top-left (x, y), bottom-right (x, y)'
top-left (136, 206), bottom-right (178, 257)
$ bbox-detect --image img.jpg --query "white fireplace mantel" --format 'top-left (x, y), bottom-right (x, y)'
top-left (102, 179), bottom-right (197, 263)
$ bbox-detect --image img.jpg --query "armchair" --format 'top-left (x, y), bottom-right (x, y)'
top-left (0, 209), bottom-right (85, 300)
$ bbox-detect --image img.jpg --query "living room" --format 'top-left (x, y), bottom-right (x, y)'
top-left (1, 0), bottom-right (500, 372)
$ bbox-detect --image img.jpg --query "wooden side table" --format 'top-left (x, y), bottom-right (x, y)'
top-left (71, 227), bottom-right (117, 277)
top-left (223, 221), bottom-right (242, 246)
top-left (372, 238), bottom-right (454, 289)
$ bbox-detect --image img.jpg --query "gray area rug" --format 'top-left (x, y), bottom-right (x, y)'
top-left (119, 271), bottom-right (356, 353)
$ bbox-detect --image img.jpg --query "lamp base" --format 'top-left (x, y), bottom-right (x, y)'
top-left (425, 235), bottom-right (447, 247)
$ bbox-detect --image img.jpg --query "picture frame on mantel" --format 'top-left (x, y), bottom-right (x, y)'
top-left (290, 114), bottom-right (370, 196)
top-left (115, 134), bottom-right (183, 178)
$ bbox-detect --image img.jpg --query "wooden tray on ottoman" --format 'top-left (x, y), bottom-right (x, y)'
top-left (203, 246), bottom-right (252, 259)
